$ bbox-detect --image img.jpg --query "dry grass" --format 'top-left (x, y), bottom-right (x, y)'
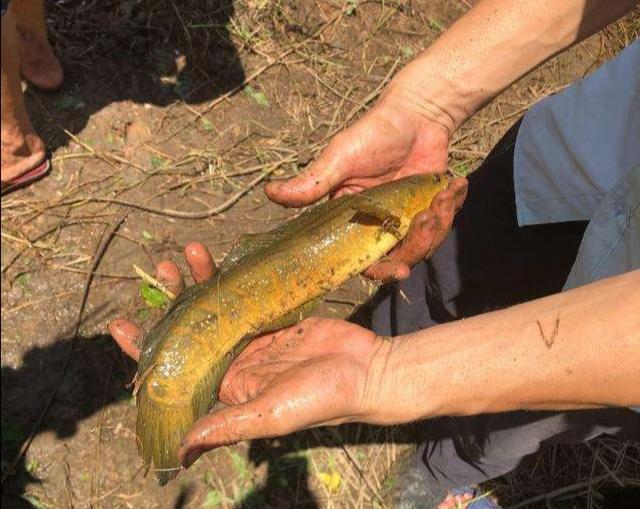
top-left (1, 1), bottom-right (639, 508)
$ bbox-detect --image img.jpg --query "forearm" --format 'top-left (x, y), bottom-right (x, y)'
top-left (382, 0), bottom-right (636, 134)
top-left (364, 270), bottom-right (640, 424)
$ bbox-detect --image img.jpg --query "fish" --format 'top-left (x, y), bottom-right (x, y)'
top-left (135, 174), bottom-right (449, 484)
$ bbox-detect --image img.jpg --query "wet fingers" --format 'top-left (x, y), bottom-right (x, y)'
top-left (109, 318), bottom-right (142, 362)
top-left (184, 242), bottom-right (217, 283)
top-left (155, 260), bottom-right (185, 296)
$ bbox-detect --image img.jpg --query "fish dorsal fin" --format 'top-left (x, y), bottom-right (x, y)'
top-left (219, 232), bottom-right (281, 273)
top-left (219, 191), bottom-right (402, 274)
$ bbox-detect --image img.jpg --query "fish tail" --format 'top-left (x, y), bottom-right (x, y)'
top-left (135, 363), bottom-right (226, 485)
top-left (136, 387), bottom-right (202, 485)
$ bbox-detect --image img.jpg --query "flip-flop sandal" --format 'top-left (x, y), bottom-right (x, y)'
top-left (1, 158), bottom-right (51, 196)
top-left (450, 486), bottom-right (501, 509)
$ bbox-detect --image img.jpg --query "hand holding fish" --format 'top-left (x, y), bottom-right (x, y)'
top-left (109, 242), bottom-right (217, 362)
top-left (178, 316), bottom-right (384, 469)
top-left (109, 243), bottom-right (387, 470)
top-left (265, 94), bottom-right (467, 282)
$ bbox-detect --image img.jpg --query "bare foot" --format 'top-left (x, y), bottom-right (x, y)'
top-left (18, 27), bottom-right (63, 90)
top-left (1, 126), bottom-right (46, 182)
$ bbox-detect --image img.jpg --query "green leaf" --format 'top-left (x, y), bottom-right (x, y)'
top-left (142, 230), bottom-right (154, 241)
top-left (26, 459), bottom-right (39, 474)
top-left (201, 118), bottom-right (214, 132)
top-left (22, 494), bottom-right (51, 509)
top-left (401, 46), bottom-right (414, 57)
top-left (243, 86), bottom-right (270, 107)
top-left (53, 94), bottom-right (85, 111)
top-left (229, 450), bottom-right (248, 478)
top-left (452, 162), bottom-right (471, 176)
top-left (150, 155), bottom-right (164, 169)
top-left (202, 490), bottom-right (223, 508)
top-left (346, 0), bottom-right (358, 16)
top-left (204, 469), bottom-right (215, 486)
top-left (427, 17), bottom-right (445, 34)
top-left (140, 281), bottom-right (169, 308)
top-left (383, 476), bottom-right (397, 489)
top-left (15, 273), bottom-right (30, 291)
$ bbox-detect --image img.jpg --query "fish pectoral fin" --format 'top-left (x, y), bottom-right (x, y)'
top-left (262, 297), bottom-right (323, 333)
top-left (349, 197), bottom-right (402, 238)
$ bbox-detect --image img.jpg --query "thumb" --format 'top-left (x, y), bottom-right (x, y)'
top-left (265, 132), bottom-right (356, 207)
top-left (178, 396), bottom-right (292, 468)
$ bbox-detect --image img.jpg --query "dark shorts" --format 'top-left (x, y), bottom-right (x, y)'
top-left (370, 120), bottom-right (640, 487)
top-left (1, 0), bottom-right (9, 16)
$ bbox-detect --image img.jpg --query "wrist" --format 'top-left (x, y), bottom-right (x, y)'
top-left (358, 333), bottom-right (442, 425)
top-left (381, 54), bottom-right (488, 137)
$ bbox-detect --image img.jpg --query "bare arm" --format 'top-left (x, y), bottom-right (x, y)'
top-left (385, 0), bottom-right (638, 134)
top-left (364, 270), bottom-right (640, 424)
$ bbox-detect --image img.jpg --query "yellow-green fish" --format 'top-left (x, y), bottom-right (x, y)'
top-left (136, 174), bottom-right (448, 484)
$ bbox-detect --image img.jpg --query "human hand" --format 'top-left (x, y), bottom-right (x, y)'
top-left (265, 98), bottom-right (452, 207)
top-left (363, 177), bottom-right (467, 282)
top-left (108, 242), bottom-right (217, 362)
top-left (264, 91), bottom-right (467, 282)
top-left (178, 316), bottom-right (386, 468)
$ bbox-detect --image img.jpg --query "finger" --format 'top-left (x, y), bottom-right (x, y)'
top-left (184, 242), bottom-right (217, 283)
top-left (431, 190), bottom-right (456, 248)
top-left (363, 209), bottom-right (437, 282)
top-left (449, 177), bottom-right (468, 211)
top-left (265, 121), bottom-right (371, 207)
top-left (363, 258), bottom-right (411, 283)
top-left (394, 209), bottom-right (438, 264)
top-left (155, 260), bottom-right (185, 296)
top-left (109, 318), bottom-right (142, 362)
top-left (179, 394), bottom-right (295, 468)
top-left (265, 131), bottom-right (356, 207)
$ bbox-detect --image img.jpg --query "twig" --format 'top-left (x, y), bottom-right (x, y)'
top-left (47, 167), bottom-right (277, 220)
top-left (585, 442), bottom-right (625, 487)
top-left (506, 473), bottom-right (611, 509)
top-left (319, 428), bottom-right (387, 508)
top-left (82, 466), bottom-right (144, 508)
top-left (0, 215), bottom-right (127, 486)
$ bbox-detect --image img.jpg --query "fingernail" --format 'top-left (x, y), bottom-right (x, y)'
top-left (183, 449), bottom-right (198, 469)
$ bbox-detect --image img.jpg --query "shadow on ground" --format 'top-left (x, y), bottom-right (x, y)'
top-left (1, 334), bottom-right (136, 508)
top-left (27, 0), bottom-right (245, 155)
top-left (0, 330), bottom-right (404, 508)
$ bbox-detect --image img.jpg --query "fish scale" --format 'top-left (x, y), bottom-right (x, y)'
top-left (135, 174), bottom-right (449, 484)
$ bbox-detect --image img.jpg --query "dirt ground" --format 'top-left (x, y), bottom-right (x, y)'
top-left (1, 1), bottom-right (639, 508)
